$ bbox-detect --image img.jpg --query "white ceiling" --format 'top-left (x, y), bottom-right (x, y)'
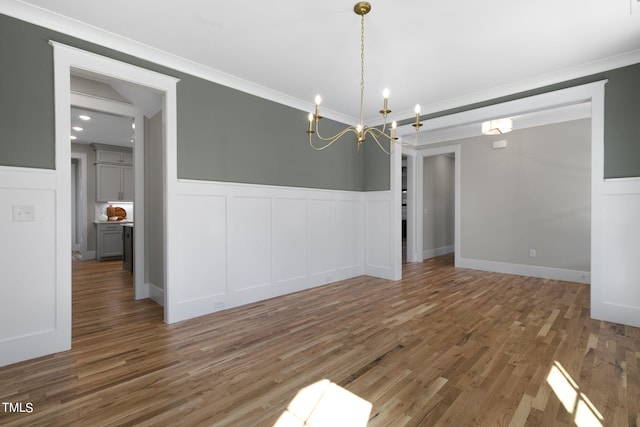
top-left (71, 107), bottom-right (134, 147)
top-left (9, 0), bottom-right (640, 126)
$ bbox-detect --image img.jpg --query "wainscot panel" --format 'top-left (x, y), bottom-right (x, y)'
top-left (169, 180), bottom-right (366, 320)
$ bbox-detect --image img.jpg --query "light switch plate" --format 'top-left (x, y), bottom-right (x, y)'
top-left (12, 205), bottom-right (35, 222)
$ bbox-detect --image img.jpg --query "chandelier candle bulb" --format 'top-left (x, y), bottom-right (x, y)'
top-left (314, 95), bottom-right (321, 118)
top-left (307, 113), bottom-right (314, 133)
top-left (413, 104), bottom-right (423, 128)
top-left (391, 121), bottom-right (397, 139)
top-left (381, 88), bottom-right (390, 115)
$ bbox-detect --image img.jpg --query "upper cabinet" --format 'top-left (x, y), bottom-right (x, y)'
top-left (96, 149), bottom-right (133, 165)
top-left (93, 144), bottom-right (134, 202)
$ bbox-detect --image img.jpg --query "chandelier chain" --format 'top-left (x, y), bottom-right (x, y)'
top-left (360, 13), bottom-right (365, 127)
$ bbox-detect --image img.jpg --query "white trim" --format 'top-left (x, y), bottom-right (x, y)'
top-left (406, 144), bottom-right (461, 265)
top-left (412, 103), bottom-right (592, 146)
top-left (398, 81), bottom-right (616, 324)
top-left (2, 1), bottom-right (353, 125)
top-left (457, 257), bottom-right (590, 284)
top-left (402, 150), bottom-right (420, 263)
top-left (148, 283), bottom-right (165, 307)
top-left (397, 81), bottom-right (607, 139)
top-left (51, 42), bottom-right (179, 329)
top-left (70, 151), bottom-right (87, 259)
top-left (388, 51), bottom-right (639, 125)
top-left (4, 1), bottom-right (638, 127)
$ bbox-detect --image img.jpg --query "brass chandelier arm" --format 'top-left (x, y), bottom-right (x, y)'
top-left (313, 118), bottom-right (357, 142)
top-left (308, 126), bottom-right (357, 151)
top-left (364, 127), bottom-right (394, 155)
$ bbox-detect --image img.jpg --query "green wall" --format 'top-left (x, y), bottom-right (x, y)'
top-left (2, 12), bottom-right (638, 190)
top-left (409, 63), bottom-right (640, 180)
top-left (0, 13), bottom-right (364, 191)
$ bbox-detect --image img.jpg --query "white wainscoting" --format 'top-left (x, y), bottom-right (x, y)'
top-left (0, 166), bottom-right (70, 367)
top-left (363, 191), bottom-right (401, 281)
top-left (592, 178), bottom-right (640, 327)
top-left (167, 180), bottom-right (367, 322)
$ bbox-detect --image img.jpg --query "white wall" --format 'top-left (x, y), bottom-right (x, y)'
top-left (458, 119), bottom-right (591, 282)
top-left (145, 111), bottom-right (165, 305)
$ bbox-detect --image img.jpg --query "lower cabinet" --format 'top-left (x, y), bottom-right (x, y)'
top-left (122, 225), bottom-right (134, 272)
top-left (96, 222), bottom-right (123, 260)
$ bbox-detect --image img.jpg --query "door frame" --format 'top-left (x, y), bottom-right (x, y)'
top-left (70, 151), bottom-right (88, 259)
top-left (51, 41), bottom-right (179, 326)
top-left (403, 145), bottom-right (460, 264)
top-left (397, 80), bottom-right (608, 321)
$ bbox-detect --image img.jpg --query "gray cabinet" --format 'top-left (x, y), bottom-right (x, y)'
top-left (96, 222), bottom-right (123, 260)
top-left (96, 163), bottom-right (134, 202)
top-left (93, 144), bottom-right (134, 202)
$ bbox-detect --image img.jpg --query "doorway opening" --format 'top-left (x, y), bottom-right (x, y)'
top-left (421, 153), bottom-right (455, 261)
top-left (52, 41), bottom-right (179, 346)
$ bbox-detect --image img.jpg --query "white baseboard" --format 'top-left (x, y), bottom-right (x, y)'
top-left (148, 283), bottom-right (164, 306)
top-left (457, 257), bottom-right (590, 284)
top-left (423, 245), bottom-right (455, 260)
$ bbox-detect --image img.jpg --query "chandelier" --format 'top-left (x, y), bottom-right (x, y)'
top-left (306, 2), bottom-right (422, 154)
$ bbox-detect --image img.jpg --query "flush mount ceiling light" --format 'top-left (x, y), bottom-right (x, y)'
top-left (78, 114), bottom-right (91, 121)
top-left (306, 2), bottom-right (422, 154)
top-left (482, 118), bottom-right (513, 135)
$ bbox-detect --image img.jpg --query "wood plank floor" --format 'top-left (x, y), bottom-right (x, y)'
top-left (1, 255), bottom-right (639, 426)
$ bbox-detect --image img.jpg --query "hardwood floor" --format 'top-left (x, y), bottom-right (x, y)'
top-left (1, 256), bottom-right (639, 426)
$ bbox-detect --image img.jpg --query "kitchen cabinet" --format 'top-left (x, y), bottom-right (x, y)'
top-left (96, 149), bottom-right (133, 165)
top-left (96, 163), bottom-right (134, 202)
top-left (96, 222), bottom-right (123, 260)
top-left (122, 224), bottom-right (134, 272)
top-left (93, 144), bottom-right (134, 202)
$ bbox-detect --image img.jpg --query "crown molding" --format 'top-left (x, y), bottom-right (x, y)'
top-left (374, 48), bottom-right (640, 126)
top-left (2, 1), bottom-right (355, 124)
top-left (3, 1), bottom-right (639, 127)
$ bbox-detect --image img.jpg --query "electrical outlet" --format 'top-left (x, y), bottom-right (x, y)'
top-left (12, 205), bottom-right (35, 222)
top-left (529, 249), bottom-right (536, 258)
top-left (214, 300), bottom-right (225, 309)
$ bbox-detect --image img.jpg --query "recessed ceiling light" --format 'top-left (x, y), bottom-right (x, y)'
top-left (79, 115), bottom-right (91, 121)
top-left (70, 135), bottom-right (77, 140)
top-left (72, 126), bottom-right (83, 131)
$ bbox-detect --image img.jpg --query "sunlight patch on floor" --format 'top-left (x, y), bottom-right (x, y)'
top-left (274, 379), bottom-right (372, 427)
top-left (546, 361), bottom-right (604, 427)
